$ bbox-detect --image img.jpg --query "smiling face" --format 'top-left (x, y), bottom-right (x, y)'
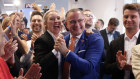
top-left (66, 11), bottom-right (85, 36)
top-left (123, 9), bottom-right (140, 30)
top-left (83, 11), bottom-right (93, 28)
top-left (30, 15), bottom-right (43, 33)
top-left (44, 11), bottom-right (62, 36)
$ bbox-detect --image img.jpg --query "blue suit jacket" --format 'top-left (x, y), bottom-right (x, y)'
top-left (64, 30), bottom-right (104, 79)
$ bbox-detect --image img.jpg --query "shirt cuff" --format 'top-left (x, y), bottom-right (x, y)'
top-left (52, 49), bottom-right (58, 56)
top-left (65, 50), bottom-right (71, 57)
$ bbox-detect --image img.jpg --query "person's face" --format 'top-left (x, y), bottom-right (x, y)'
top-left (108, 24), bottom-right (117, 33)
top-left (2, 14), bottom-right (8, 19)
top-left (19, 21), bottom-right (25, 31)
top-left (83, 11), bottom-right (93, 26)
top-left (45, 12), bottom-right (62, 36)
top-left (11, 15), bottom-right (20, 30)
top-left (23, 29), bottom-right (29, 34)
top-left (66, 11), bottom-right (85, 36)
top-left (95, 20), bottom-right (102, 29)
top-left (31, 15), bottom-right (43, 33)
top-left (123, 9), bottom-right (140, 30)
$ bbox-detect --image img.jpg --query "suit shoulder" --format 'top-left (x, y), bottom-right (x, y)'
top-left (110, 34), bottom-right (124, 44)
top-left (88, 33), bottom-right (104, 42)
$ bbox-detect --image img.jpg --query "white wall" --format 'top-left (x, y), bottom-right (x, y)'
top-left (68, 0), bottom-right (125, 34)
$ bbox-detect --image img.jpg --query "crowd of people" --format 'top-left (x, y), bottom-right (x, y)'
top-left (0, 2), bottom-right (140, 79)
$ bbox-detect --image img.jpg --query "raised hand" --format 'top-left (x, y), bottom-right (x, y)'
top-left (31, 33), bottom-right (42, 49)
top-left (24, 63), bottom-right (42, 79)
top-left (49, 3), bottom-right (56, 10)
top-left (32, 3), bottom-right (42, 12)
top-left (54, 34), bottom-right (69, 56)
top-left (60, 7), bottom-right (65, 20)
top-left (2, 39), bottom-right (18, 61)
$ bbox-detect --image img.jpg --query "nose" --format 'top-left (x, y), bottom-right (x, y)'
top-left (75, 21), bottom-right (80, 26)
top-left (127, 17), bottom-right (131, 21)
top-left (54, 18), bottom-right (59, 22)
top-left (35, 20), bottom-right (39, 24)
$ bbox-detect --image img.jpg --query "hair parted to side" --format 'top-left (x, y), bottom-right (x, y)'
top-left (30, 10), bottom-right (43, 21)
top-left (43, 10), bottom-right (58, 23)
top-left (108, 18), bottom-right (119, 26)
top-left (123, 3), bottom-right (140, 16)
top-left (65, 8), bottom-right (84, 20)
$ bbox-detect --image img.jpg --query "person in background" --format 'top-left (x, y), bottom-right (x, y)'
top-left (3, 12), bottom-right (28, 77)
top-left (95, 19), bottom-right (104, 31)
top-left (54, 8), bottom-right (104, 79)
top-left (104, 3), bottom-right (140, 79)
top-left (0, 13), bottom-right (8, 23)
top-left (19, 10), bottom-right (28, 27)
top-left (100, 18), bottom-right (120, 79)
top-left (100, 17), bottom-right (120, 60)
top-left (2, 17), bottom-right (11, 30)
top-left (83, 9), bottom-right (99, 33)
top-left (20, 10), bottom-right (44, 75)
top-left (0, 22), bottom-right (42, 79)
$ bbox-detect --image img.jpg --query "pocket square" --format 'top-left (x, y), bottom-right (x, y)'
top-left (78, 50), bottom-right (86, 53)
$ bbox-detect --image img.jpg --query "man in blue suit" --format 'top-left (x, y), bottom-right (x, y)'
top-left (54, 8), bottom-right (104, 79)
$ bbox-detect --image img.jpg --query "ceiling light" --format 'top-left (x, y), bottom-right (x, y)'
top-left (38, 4), bottom-right (42, 7)
top-left (4, 4), bottom-right (14, 6)
top-left (14, 0), bottom-right (20, 6)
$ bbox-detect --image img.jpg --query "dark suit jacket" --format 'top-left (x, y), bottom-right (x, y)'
top-left (100, 29), bottom-right (120, 50)
top-left (100, 29), bottom-right (120, 61)
top-left (104, 34), bottom-right (140, 79)
top-left (34, 31), bottom-right (58, 79)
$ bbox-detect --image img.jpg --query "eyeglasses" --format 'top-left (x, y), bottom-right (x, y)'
top-left (69, 19), bottom-right (84, 24)
top-left (84, 14), bottom-right (93, 18)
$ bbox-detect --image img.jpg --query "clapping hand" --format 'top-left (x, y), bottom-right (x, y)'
top-left (116, 50), bottom-right (132, 70)
top-left (54, 34), bottom-right (69, 56)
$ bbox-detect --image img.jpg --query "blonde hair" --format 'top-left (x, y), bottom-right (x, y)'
top-left (2, 17), bottom-right (11, 30)
top-left (43, 10), bottom-right (58, 30)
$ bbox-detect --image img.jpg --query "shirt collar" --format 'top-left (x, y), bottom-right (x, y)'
top-left (124, 30), bottom-right (140, 40)
top-left (70, 32), bottom-right (83, 40)
top-left (47, 30), bottom-right (56, 41)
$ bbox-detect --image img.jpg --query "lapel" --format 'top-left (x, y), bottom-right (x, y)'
top-left (136, 33), bottom-right (140, 44)
top-left (45, 31), bottom-right (55, 45)
top-left (74, 30), bottom-right (86, 53)
top-left (119, 34), bottom-right (125, 54)
top-left (65, 30), bottom-right (86, 54)
top-left (103, 29), bottom-right (109, 47)
top-left (113, 31), bottom-right (117, 39)
top-left (65, 34), bottom-right (70, 48)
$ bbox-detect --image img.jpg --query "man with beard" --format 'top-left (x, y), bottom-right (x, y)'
top-left (83, 9), bottom-right (99, 33)
top-left (95, 19), bottom-right (104, 31)
top-left (20, 10), bottom-right (44, 75)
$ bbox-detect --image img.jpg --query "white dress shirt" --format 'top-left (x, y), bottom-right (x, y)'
top-left (124, 30), bottom-right (140, 79)
top-left (106, 28), bottom-right (115, 44)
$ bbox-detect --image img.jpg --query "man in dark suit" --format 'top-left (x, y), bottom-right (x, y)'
top-left (100, 18), bottom-right (120, 59)
top-left (104, 3), bottom-right (140, 79)
top-left (54, 8), bottom-right (104, 79)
